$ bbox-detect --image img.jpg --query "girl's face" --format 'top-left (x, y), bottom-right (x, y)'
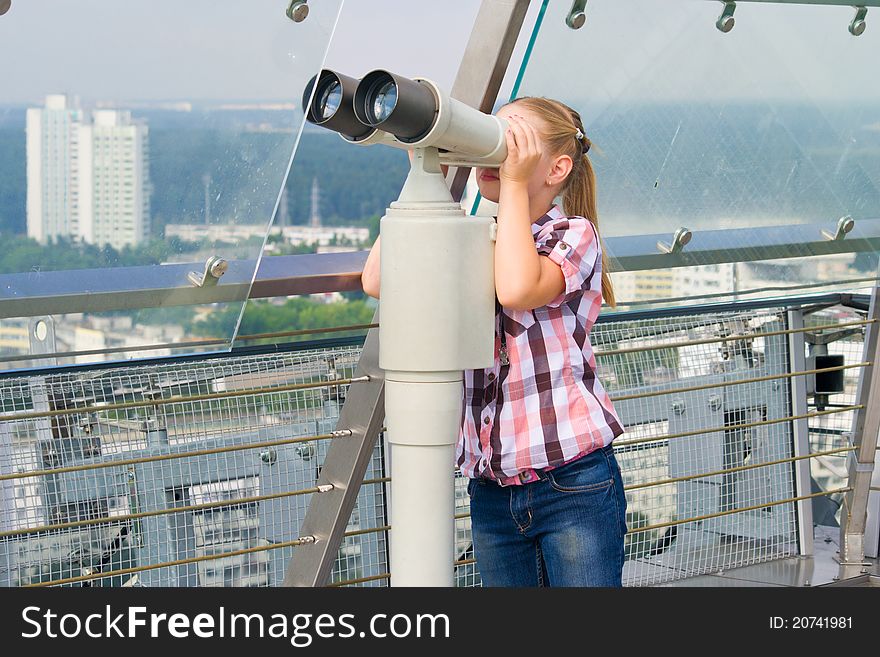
top-left (474, 103), bottom-right (558, 204)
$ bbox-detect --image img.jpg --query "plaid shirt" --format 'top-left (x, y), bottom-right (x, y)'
top-left (456, 204), bottom-right (625, 485)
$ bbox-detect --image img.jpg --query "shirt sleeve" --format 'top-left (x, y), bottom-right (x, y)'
top-left (534, 216), bottom-right (600, 308)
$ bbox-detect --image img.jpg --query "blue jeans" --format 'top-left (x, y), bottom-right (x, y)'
top-left (467, 443), bottom-right (628, 587)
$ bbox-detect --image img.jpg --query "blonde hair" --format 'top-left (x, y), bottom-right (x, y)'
top-left (504, 96), bottom-right (616, 308)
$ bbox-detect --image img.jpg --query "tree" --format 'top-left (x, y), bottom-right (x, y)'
top-left (192, 297), bottom-right (376, 341)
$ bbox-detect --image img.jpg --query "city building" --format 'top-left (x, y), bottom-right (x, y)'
top-left (26, 95), bottom-right (150, 249)
top-left (26, 95), bottom-right (85, 243)
top-left (164, 223), bottom-right (369, 249)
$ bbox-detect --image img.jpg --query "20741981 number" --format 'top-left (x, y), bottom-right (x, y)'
top-left (770, 617), bottom-right (852, 629)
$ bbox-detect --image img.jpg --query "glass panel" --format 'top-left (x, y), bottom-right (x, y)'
top-left (0, 0), bottom-right (343, 369)
top-left (494, 0), bottom-right (880, 310)
top-left (230, 0), bottom-right (486, 346)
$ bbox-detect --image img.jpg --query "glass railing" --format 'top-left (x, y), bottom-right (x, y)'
top-left (476, 0), bottom-right (880, 311)
top-left (0, 0), bottom-right (344, 368)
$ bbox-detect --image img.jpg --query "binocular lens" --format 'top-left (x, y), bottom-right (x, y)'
top-left (319, 80), bottom-right (342, 120)
top-left (354, 70), bottom-right (436, 140)
top-left (303, 70), bottom-right (375, 141)
top-left (371, 80), bottom-right (398, 123)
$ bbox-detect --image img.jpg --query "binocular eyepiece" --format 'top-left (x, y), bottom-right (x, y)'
top-left (303, 68), bottom-right (508, 166)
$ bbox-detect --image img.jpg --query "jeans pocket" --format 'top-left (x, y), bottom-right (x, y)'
top-left (609, 456), bottom-right (629, 541)
top-left (467, 477), bottom-right (477, 498)
top-left (546, 448), bottom-right (614, 493)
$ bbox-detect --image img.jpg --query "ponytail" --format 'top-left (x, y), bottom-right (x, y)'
top-left (562, 151), bottom-right (616, 308)
top-left (505, 97), bottom-right (617, 308)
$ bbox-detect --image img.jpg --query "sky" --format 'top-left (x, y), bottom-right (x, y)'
top-left (0, 0), bottom-right (488, 104)
top-left (0, 0), bottom-right (877, 106)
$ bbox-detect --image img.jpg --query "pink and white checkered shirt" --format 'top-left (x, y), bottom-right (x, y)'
top-left (456, 204), bottom-right (625, 486)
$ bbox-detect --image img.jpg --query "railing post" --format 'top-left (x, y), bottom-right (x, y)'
top-left (838, 285), bottom-right (880, 576)
top-left (786, 308), bottom-right (814, 557)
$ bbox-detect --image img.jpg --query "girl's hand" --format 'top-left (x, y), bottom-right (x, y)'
top-left (499, 114), bottom-right (543, 186)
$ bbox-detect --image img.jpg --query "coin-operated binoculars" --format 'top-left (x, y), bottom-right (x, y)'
top-left (304, 69), bottom-right (508, 586)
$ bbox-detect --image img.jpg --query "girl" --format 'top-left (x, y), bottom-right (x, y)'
top-left (361, 97), bottom-right (628, 588)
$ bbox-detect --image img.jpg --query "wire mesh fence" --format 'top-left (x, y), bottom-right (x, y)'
top-left (0, 298), bottom-right (869, 588)
top-left (598, 306), bottom-right (802, 586)
top-left (0, 345), bottom-right (387, 587)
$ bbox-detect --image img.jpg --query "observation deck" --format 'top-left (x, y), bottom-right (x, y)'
top-left (0, 0), bottom-right (878, 588)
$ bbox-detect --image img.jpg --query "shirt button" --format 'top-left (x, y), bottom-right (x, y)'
top-left (488, 373), bottom-right (496, 380)
top-left (483, 417), bottom-right (491, 425)
top-left (559, 241), bottom-right (568, 250)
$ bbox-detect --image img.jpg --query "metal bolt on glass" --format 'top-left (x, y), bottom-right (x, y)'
top-left (0, 0), bottom-right (10, 17)
top-left (566, 0), bottom-right (588, 29)
top-left (658, 227), bottom-right (692, 254)
top-left (822, 215), bottom-right (855, 241)
top-left (716, 1), bottom-right (736, 33)
top-left (188, 255), bottom-right (228, 287)
top-left (850, 6), bottom-right (867, 36)
top-left (287, 0), bottom-right (309, 22)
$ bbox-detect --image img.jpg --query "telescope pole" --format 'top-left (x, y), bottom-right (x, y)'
top-left (380, 148), bottom-right (495, 586)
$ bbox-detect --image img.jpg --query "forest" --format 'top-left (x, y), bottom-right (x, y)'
top-left (0, 116), bottom-right (409, 238)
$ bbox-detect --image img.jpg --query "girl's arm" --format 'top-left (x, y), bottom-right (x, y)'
top-left (361, 234), bottom-right (381, 299)
top-left (494, 116), bottom-right (566, 311)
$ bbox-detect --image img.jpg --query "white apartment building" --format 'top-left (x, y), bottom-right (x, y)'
top-left (26, 95), bottom-right (85, 243)
top-left (26, 95), bottom-right (150, 249)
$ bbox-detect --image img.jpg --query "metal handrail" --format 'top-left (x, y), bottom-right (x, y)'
top-left (594, 319), bottom-right (875, 358)
top-left (614, 404), bottom-right (862, 448)
top-left (3, 314), bottom-right (868, 367)
top-left (0, 477), bottom-right (389, 541)
top-left (0, 323), bottom-right (379, 365)
top-left (0, 429), bottom-right (351, 482)
top-left (0, 375), bottom-right (370, 423)
top-left (2, 218), bottom-right (878, 318)
top-left (0, 485), bottom-right (336, 540)
top-left (23, 537), bottom-right (313, 588)
top-left (609, 361), bottom-right (869, 402)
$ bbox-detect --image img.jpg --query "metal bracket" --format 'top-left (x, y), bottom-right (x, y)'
top-left (287, 0), bottom-right (309, 22)
top-left (850, 6), bottom-right (868, 35)
top-left (657, 227), bottom-right (692, 254)
top-left (566, 0), bottom-right (588, 29)
top-left (28, 316), bottom-right (57, 365)
top-left (187, 255), bottom-right (228, 288)
top-left (821, 215), bottom-right (855, 241)
top-left (847, 451), bottom-right (875, 473)
top-left (716, 1), bottom-right (736, 33)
